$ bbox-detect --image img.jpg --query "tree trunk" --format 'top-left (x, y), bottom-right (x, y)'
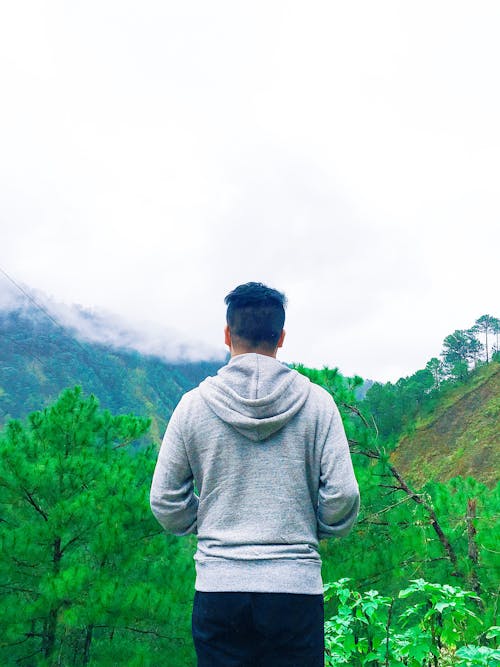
top-left (351, 441), bottom-right (462, 578)
top-left (44, 608), bottom-right (58, 659)
top-left (384, 599), bottom-right (394, 667)
top-left (82, 625), bottom-right (93, 665)
top-left (44, 537), bottom-right (62, 659)
top-left (388, 464), bottom-right (461, 576)
top-left (466, 499), bottom-right (482, 602)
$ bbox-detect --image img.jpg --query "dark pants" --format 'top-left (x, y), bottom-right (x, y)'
top-left (192, 591), bottom-right (324, 667)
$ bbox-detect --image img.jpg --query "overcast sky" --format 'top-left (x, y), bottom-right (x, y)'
top-left (1, 1), bottom-right (499, 382)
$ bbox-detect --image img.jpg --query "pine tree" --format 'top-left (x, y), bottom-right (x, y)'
top-left (493, 317), bottom-right (500, 355)
top-left (473, 314), bottom-right (498, 363)
top-left (0, 387), bottom-right (195, 666)
top-left (441, 329), bottom-right (483, 379)
top-left (425, 357), bottom-right (444, 390)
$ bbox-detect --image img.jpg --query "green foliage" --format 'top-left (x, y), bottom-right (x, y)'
top-left (454, 645), bottom-right (500, 666)
top-left (292, 364), bottom-right (364, 405)
top-left (442, 330), bottom-right (483, 380)
top-left (398, 579), bottom-right (481, 646)
top-left (1, 308), bottom-right (498, 665)
top-left (473, 315), bottom-right (500, 364)
top-left (361, 365), bottom-right (443, 443)
top-left (0, 388), bottom-right (196, 666)
top-left (298, 362), bottom-right (499, 648)
top-left (392, 363), bottom-right (499, 487)
top-left (363, 315), bottom-right (499, 444)
top-left (324, 578), bottom-right (499, 666)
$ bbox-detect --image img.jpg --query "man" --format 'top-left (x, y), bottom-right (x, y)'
top-left (150, 282), bottom-right (360, 667)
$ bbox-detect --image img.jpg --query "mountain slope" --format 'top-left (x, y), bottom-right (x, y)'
top-left (391, 362), bottom-right (500, 488)
top-left (0, 307), bottom-right (223, 441)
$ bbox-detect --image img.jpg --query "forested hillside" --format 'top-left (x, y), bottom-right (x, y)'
top-left (297, 362), bottom-right (499, 666)
top-left (1, 304), bottom-right (498, 666)
top-left (392, 362), bottom-right (499, 487)
top-left (0, 306), bottom-right (223, 441)
top-left (295, 317), bottom-right (499, 665)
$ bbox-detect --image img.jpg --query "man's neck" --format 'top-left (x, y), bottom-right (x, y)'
top-left (230, 348), bottom-right (277, 359)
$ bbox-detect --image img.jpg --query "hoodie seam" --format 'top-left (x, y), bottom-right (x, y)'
top-left (255, 354), bottom-right (260, 400)
top-left (202, 371), bottom-right (303, 408)
top-left (175, 399), bottom-right (194, 471)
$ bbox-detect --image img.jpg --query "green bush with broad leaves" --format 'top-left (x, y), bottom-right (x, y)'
top-left (324, 578), bottom-right (500, 666)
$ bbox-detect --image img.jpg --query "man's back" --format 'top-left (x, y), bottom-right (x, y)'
top-left (150, 281), bottom-right (360, 666)
top-left (151, 353), bottom-right (359, 596)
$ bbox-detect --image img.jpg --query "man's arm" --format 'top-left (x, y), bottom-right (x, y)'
top-left (150, 400), bottom-right (198, 536)
top-left (317, 401), bottom-right (360, 539)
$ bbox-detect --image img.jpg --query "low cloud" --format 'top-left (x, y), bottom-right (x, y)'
top-left (0, 278), bottom-right (225, 363)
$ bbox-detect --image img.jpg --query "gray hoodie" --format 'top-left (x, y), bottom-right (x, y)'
top-left (150, 353), bottom-right (360, 594)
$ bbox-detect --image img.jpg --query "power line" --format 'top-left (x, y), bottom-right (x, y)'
top-left (0, 265), bottom-right (109, 388)
top-left (0, 266), bottom-right (73, 338)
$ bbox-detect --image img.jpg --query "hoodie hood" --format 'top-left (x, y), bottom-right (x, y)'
top-left (199, 353), bottom-right (311, 442)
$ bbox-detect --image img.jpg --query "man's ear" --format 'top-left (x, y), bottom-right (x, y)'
top-left (277, 329), bottom-right (286, 348)
top-left (224, 325), bottom-right (231, 348)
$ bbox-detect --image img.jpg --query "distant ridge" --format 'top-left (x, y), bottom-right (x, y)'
top-left (0, 303), bottom-right (223, 441)
top-left (0, 274), bottom-right (225, 362)
top-left (391, 362), bottom-right (500, 488)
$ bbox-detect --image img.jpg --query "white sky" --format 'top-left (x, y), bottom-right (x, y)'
top-left (1, 1), bottom-right (499, 382)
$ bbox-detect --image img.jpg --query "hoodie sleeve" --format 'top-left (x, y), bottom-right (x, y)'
top-left (150, 399), bottom-right (198, 536)
top-left (317, 401), bottom-right (360, 540)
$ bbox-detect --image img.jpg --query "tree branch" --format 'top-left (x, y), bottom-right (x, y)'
top-left (92, 624), bottom-right (184, 644)
top-left (0, 584), bottom-right (37, 595)
top-left (340, 402), bottom-right (373, 430)
top-left (12, 556), bottom-right (39, 570)
top-left (388, 462), bottom-right (461, 575)
top-left (16, 646), bottom-right (44, 664)
top-left (351, 447), bottom-right (462, 575)
top-left (60, 533), bottom-right (84, 555)
top-left (350, 445), bottom-right (380, 459)
top-left (357, 496), bottom-right (412, 523)
top-left (21, 488), bottom-right (48, 521)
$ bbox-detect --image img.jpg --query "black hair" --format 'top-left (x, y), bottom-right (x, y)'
top-left (224, 282), bottom-right (287, 349)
